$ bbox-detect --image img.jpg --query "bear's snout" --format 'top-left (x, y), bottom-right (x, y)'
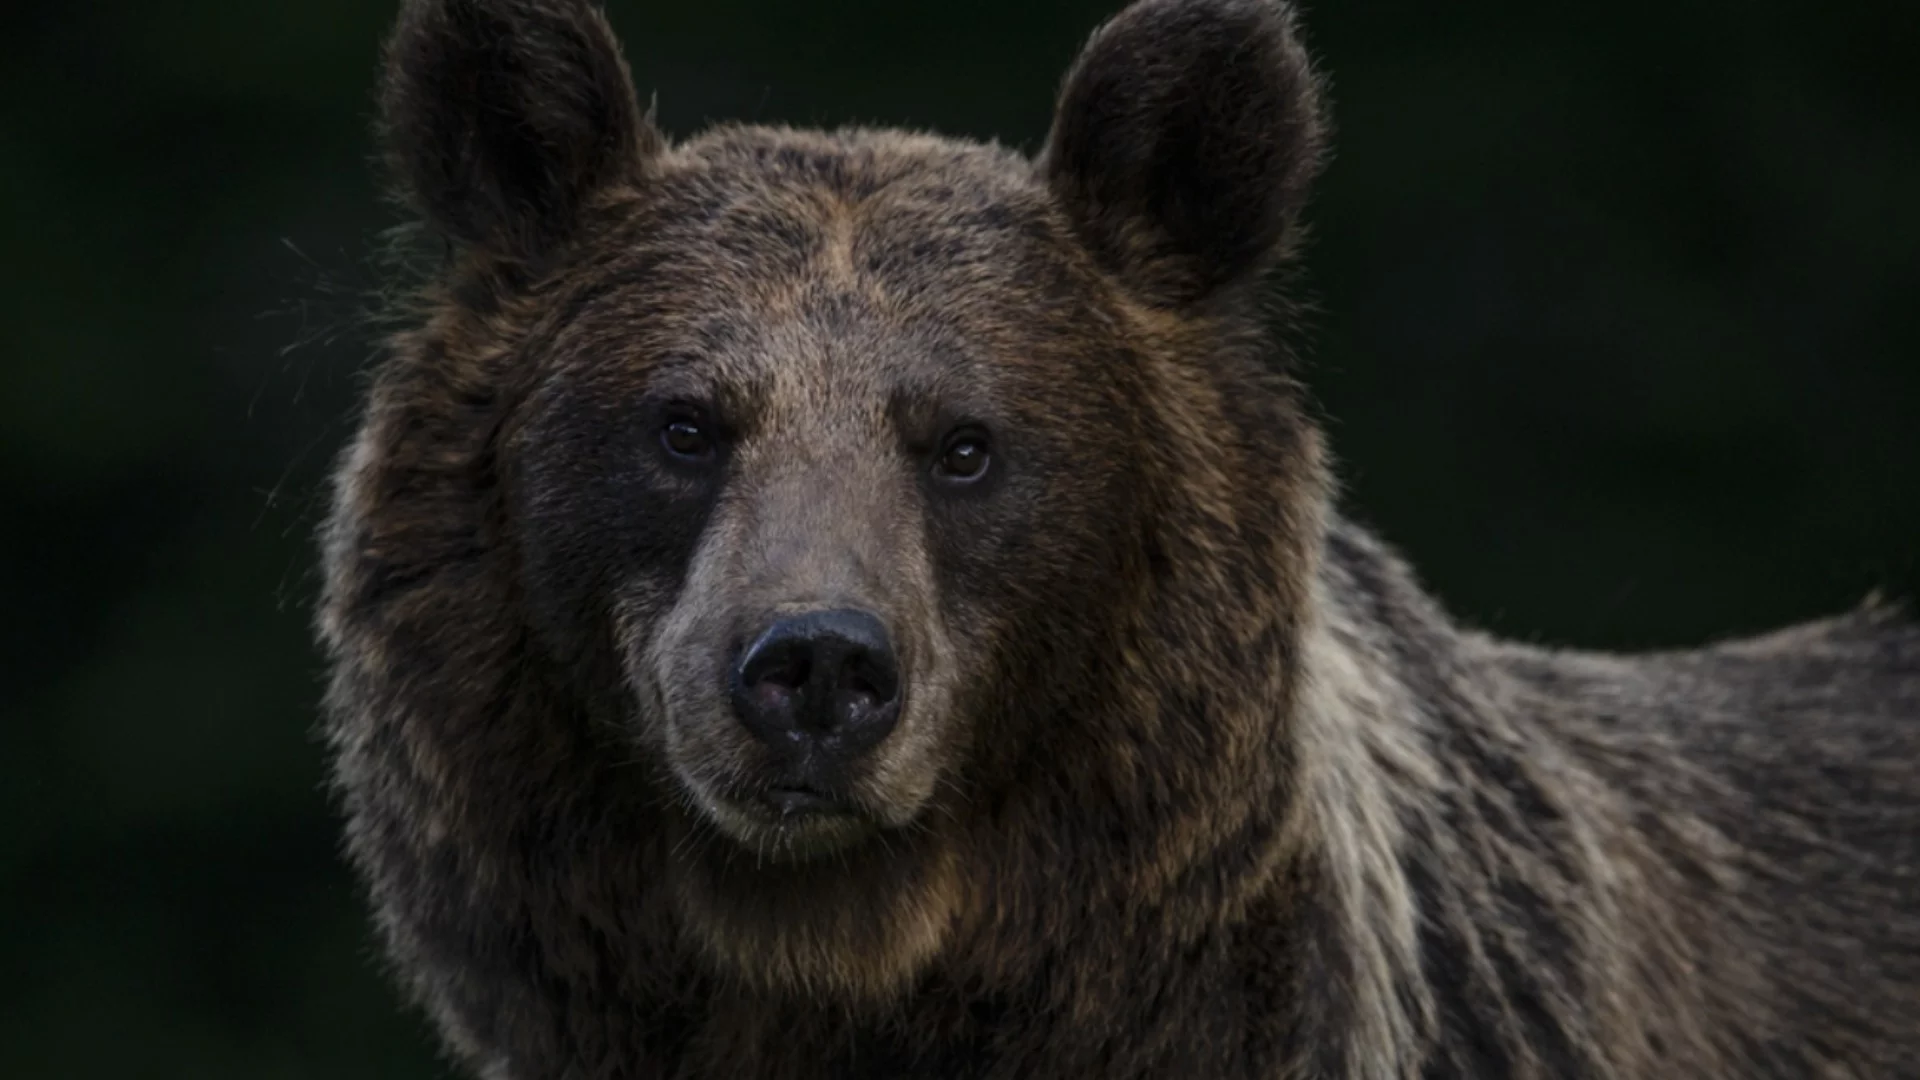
top-left (729, 607), bottom-right (904, 771)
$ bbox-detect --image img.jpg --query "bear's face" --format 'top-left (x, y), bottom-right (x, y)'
top-left (358, 0), bottom-right (1327, 995)
top-left (507, 136), bottom-right (1149, 863)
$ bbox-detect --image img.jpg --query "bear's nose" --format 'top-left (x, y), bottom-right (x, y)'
top-left (729, 609), bottom-right (902, 759)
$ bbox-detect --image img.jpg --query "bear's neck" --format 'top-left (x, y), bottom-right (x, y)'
top-left (1286, 512), bottom-right (1643, 1078)
top-left (1279, 514), bottom-right (1479, 1076)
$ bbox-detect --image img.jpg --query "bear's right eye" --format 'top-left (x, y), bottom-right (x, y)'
top-left (660, 418), bottom-right (715, 462)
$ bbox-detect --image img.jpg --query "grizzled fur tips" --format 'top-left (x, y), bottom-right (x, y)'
top-left (319, 0), bottom-right (1920, 1077)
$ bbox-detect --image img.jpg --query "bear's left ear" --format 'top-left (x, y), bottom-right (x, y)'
top-left (1040, 0), bottom-right (1328, 308)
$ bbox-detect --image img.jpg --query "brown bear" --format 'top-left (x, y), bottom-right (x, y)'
top-left (316, 0), bottom-right (1920, 1076)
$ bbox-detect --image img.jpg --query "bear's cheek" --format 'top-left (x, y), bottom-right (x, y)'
top-left (926, 460), bottom-right (1131, 642)
top-left (619, 547), bottom-right (755, 776)
top-left (861, 624), bottom-right (966, 822)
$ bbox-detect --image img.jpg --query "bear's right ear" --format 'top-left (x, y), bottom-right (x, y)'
top-left (1040, 0), bottom-right (1327, 308)
top-left (379, 0), bottom-right (660, 258)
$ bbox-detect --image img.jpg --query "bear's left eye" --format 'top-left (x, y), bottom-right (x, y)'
top-left (933, 431), bottom-right (992, 484)
top-left (661, 418), bottom-right (715, 462)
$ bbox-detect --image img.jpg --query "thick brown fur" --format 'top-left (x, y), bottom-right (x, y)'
top-left (318, 1), bottom-right (1920, 1077)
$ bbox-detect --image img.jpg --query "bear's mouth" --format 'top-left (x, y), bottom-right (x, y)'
top-left (690, 779), bottom-right (883, 863)
top-left (757, 784), bottom-right (855, 819)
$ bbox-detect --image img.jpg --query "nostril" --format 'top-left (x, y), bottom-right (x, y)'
top-left (838, 657), bottom-right (899, 722)
top-left (750, 647), bottom-right (810, 692)
top-left (744, 679), bottom-right (798, 721)
top-left (840, 662), bottom-right (885, 703)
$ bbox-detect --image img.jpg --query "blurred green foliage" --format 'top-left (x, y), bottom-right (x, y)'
top-left (2, 1), bottom-right (1915, 1076)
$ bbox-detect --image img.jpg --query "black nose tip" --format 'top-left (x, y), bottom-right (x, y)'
top-left (730, 609), bottom-right (902, 758)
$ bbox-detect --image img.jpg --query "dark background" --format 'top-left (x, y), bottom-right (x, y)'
top-left (3, 0), bottom-right (1915, 1075)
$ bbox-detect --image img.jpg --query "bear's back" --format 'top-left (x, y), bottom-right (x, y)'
top-left (1484, 608), bottom-right (1920, 1076)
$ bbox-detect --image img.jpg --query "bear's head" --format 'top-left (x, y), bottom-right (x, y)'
top-left (329, 0), bottom-right (1330, 1002)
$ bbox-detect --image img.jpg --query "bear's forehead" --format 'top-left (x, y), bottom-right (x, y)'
top-left (544, 127), bottom-right (1112, 396)
top-left (669, 126), bottom-right (1040, 209)
top-left (617, 127), bottom-right (1081, 303)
